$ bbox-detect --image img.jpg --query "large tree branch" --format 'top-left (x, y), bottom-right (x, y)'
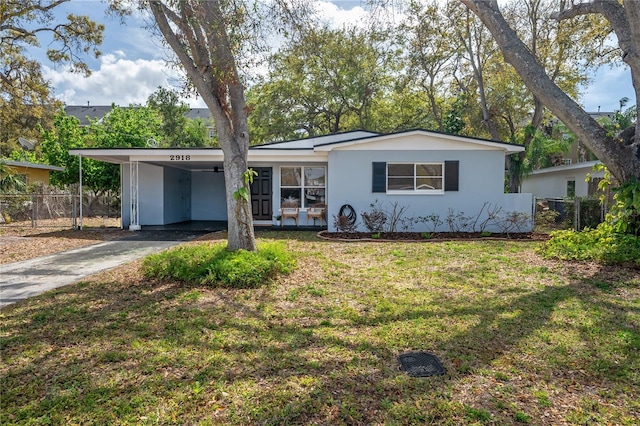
top-left (1, 0), bottom-right (68, 24)
top-left (556, 0), bottom-right (640, 167)
top-left (461, 0), bottom-right (639, 182)
top-left (149, 0), bottom-right (222, 124)
top-left (200, 1), bottom-right (248, 138)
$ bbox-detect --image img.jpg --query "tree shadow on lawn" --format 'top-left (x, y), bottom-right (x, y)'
top-left (21, 227), bottom-right (128, 241)
top-left (1, 258), bottom-right (639, 424)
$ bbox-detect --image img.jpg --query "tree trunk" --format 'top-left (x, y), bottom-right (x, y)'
top-left (149, 0), bottom-right (257, 251)
top-left (461, 0), bottom-right (640, 183)
top-left (219, 124), bottom-right (256, 251)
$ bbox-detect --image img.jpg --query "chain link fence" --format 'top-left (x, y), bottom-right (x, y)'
top-left (535, 197), bottom-right (608, 232)
top-left (0, 191), bottom-right (120, 229)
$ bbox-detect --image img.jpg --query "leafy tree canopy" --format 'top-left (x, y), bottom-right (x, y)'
top-left (41, 105), bottom-right (163, 193)
top-left (0, 0), bottom-right (104, 156)
top-left (147, 87), bottom-right (215, 147)
top-left (247, 26), bottom-right (399, 144)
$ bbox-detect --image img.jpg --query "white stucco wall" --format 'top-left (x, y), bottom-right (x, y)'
top-left (327, 149), bottom-right (533, 233)
top-left (191, 171), bottom-right (227, 220)
top-left (521, 162), bottom-right (603, 199)
top-left (163, 167), bottom-right (190, 224)
top-left (138, 163), bottom-right (164, 225)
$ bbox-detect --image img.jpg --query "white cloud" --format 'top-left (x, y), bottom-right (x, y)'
top-left (41, 0), bottom-right (634, 112)
top-left (313, 1), bottom-right (370, 28)
top-left (44, 56), bottom-right (183, 107)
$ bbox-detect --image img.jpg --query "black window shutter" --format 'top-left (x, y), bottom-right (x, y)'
top-left (372, 162), bottom-right (386, 193)
top-left (444, 161), bottom-right (459, 191)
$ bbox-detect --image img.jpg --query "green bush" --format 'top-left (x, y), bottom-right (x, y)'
top-left (142, 241), bottom-right (295, 288)
top-left (537, 223), bottom-right (640, 266)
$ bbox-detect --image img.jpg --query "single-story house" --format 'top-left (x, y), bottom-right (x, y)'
top-left (521, 160), bottom-right (604, 199)
top-left (70, 129), bottom-right (533, 232)
top-left (1, 160), bottom-right (65, 186)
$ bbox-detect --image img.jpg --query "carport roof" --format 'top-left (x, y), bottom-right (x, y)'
top-left (68, 146), bottom-right (326, 171)
top-left (68, 148), bottom-right (224, 165)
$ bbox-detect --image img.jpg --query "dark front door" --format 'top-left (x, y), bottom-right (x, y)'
top-left (251, 167), bottom-right (272, 220)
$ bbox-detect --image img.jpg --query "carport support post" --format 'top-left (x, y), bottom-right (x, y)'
top-left (129, 161), bottom-right (141, 231)
top-left (79, 154), bottom-right (83, 230)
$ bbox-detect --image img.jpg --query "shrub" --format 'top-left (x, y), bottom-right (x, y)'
top-left (445, 208), bottom-right (473, 232)
top-left (415, 214), bottom-right (442, 233)
top-left (609, 178), bottom-right (640, 236)
top-left (142, 241), bottom-right (295, 288)
top-left (361, 207), bottom-right (387, 232)
top-left (333, 214), bottom-right (358, 233)
top-left (537, 223), bottom-right (640, 266)
top-left (535, 210), bottom-right (561, 232)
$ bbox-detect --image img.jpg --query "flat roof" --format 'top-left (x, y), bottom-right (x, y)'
top-left (2, 160), bottom-right (65, 171)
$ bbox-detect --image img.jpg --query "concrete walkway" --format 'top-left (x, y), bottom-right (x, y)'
top-left (0, 231), bottom-right (208, 309)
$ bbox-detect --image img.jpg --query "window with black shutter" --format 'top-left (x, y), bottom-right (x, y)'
top-left (372, 162), bottom-right (386, 193)
top-left (372, 161), bottom-right (459, 193)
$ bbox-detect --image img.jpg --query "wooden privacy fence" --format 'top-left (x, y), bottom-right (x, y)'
top-left (0, 192), bottom-right (120, 228)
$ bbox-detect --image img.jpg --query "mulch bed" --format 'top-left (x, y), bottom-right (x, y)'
top-left (317, 230), bottom-right (550, 242)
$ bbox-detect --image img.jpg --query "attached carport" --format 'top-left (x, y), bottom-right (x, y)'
top-left (70, 148), bottom-right (228, 230)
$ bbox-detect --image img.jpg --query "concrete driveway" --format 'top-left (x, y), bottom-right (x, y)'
top-left (0, 230), bottom-right (208, 309)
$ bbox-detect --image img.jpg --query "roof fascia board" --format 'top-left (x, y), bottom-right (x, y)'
top-left (251, 130), bottom-right (380, 149)
top-left (3, 160), bottom-right (64, 171)
top-left (70, 148), bottom-right (223, 156)
top-left (313, 129), bottom-right (524, 153)
top-left (529, 161), bottom-right (602, 175)
top-left (69, 148), bottom-right (327, 164)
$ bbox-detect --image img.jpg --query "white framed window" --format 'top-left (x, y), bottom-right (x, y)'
top-left (280, 166), bottom-right (326, 208)
top-left (387, 163), bottom-right (443, 193)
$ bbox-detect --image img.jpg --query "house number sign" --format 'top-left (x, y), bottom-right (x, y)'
top-left (169, 155), bottom-right (191, 161)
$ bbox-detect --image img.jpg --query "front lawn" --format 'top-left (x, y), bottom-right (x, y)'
top-left (1, 231), bottom-right (639, 425)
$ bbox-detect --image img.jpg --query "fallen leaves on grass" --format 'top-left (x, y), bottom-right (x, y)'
top-left (0, 228), bottom-right (129, 264)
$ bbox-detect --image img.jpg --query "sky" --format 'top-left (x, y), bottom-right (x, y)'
top-left (32, 0), bottom-right (636, 114)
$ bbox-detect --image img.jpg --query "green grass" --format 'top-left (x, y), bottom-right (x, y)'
top-left (1, 231), bottom-right (639, 425)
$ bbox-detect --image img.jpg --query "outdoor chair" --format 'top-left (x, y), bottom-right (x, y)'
top-left (281, 201), bottom-right (299, 226)
top-left (307, 203), bottom-right (326, 226)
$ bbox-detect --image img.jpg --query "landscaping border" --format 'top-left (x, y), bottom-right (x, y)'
top-left (316, 230), bottom-right (550, 242)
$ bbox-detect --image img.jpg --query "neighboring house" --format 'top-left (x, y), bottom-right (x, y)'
top-left (522, 111), bottom-right (614, 199)
top-left (1, 160), bottom-right (65, 186)
top-left (64, 105), bottom-right (114, 126)
top-left (64, 105), bottom-right (217, 139)
top-left (521, 160), bottom-right (604, 200)
top-left (70, 129), bottom-right (532, 232)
